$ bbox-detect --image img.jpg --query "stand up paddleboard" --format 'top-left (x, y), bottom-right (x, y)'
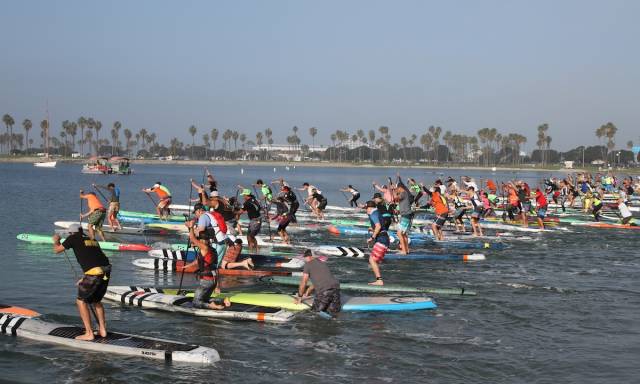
top-left (0, 304), bottom-right (219, 364)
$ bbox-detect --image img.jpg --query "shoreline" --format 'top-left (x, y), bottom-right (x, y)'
top-left (2, 155), bottom-right (636, 173)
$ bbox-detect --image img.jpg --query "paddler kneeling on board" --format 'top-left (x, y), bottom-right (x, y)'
top-left (184, 220), bottom-right (231, 310)
top-left (294, 249), bottom-right (341, 316)
top-left (52, 224), bottom-right (111, 340)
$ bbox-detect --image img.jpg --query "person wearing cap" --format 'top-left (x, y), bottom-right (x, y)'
top-left (52, 224), bottom-right (111, 341)
top-left (93, 183), bottom-right (122, 232)
top-left (294, 249), bottom-right (341, 316)
top-left (79, 190), bottom-right (106, 241)
top-left (142, 182), bottom-right (172, 219)
top-left (193, 202), bottom-right (229, 263)
top-left (239, 188), bottom-right (262, 252)
top-left (365, 200), bottom-right (390, 285)
top-left (183, 220), bottom-right (231, 310)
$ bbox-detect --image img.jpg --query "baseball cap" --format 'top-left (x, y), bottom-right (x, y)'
top-left (296, 249), bottom-right (314, 261)
top-left (365, 200), bottom-right (377, 208)
top-left (153, 183), bottom-right (160, 188)
top-left (209, 191), bottom-right (219, 197)
top-left (373, 192), bottom-right (382, 199)
top-left (241, 189), bottom-right (252, 196)
top-left (67, 223), bottom-right (81, 234)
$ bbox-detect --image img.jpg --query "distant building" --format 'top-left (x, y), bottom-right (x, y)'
top-left (251, 144), bottom-right (328, 152)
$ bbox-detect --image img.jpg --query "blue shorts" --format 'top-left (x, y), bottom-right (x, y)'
top-left (537, 207), bottom-right (547, 219)
top-left (398, 215), bottom-right (413, 234)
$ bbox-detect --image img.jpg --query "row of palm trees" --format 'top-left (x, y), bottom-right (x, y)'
top-left (2, 111), bottom-right (630, 166)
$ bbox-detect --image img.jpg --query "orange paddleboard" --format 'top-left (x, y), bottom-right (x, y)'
top-left (0, 304), bottom-right (41, 318)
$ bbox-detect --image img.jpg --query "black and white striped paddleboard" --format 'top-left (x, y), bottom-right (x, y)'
top-left (0, 305), bottom-right (219, 364)
top-left (313, 245), bottom-right (368, 258)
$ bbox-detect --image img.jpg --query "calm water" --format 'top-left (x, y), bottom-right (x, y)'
top-left (1, 162), bottom-right (639, 383)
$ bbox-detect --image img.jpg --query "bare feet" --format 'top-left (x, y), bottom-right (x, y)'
top-left (98, 327), bottom-right (107, 338)
top-left (368, 279), bottom-right (384, 286)
top-left (75, 331), bottom-right (95, 341)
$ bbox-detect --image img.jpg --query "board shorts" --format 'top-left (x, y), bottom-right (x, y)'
top-left (370, 241), bottom-right (388, 263)
top-left (225, 220), bottom-right (238, 236)
top-left (454, 208), bottom-right (466, 221)
top-left (276, 215), bottom-right (291, 232)
top-left (521, 201), bottom-right (532, 213)
top-left (317, 200), bottom-right (327, 210)
top-left (471, 208), bottom-right (483, 220)
top-left (537, 207), bottom-right (547, 219)
top-left (398, 214), bottom-right (414, 234)
top-left (312, 287), bottom-right (341, 315)
top-left (108, 202), bottom-right (120, 216)
top-left (192, 278), bottom-right (218, 309)
top-left (158, 197), bottom-right (171, 209)
top-left (434, 213), bottom-right (448, 228)
top-left (87, 209), bottom-right (106, 229)
top-left (214, 243), bottom-right (227, 267)
top-left (248, 218), bottom-right (262, 237)
top-left (77, 265), bottom-right (111, 303)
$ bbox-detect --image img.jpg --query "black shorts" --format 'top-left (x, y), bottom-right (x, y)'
top-left (77, 267), bottom-right (111, 303)
top-left (317, 200), bottom-right (327, 210)
top-left (248, 219), bottom-right (262, 237)
top-left (277, 216), bottom-right (291, 232)
top-left (434, 214), bottom-right (448, 228)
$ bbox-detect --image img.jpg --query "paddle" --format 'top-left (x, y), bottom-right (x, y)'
top-left (177, 180), bottom-right (194, 295)
top-left (261, 276), bottom-right (332, 319)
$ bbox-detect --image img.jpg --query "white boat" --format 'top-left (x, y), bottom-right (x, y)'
top-left (33, 160), bottom-right (57, 168)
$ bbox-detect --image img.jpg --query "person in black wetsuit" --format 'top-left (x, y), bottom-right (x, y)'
top-left (52, 224), bottom-right (111, 341)
top-left (239, 189), bottom-right (262, 252)
top-left (280, 185), bottom-right (299, 223)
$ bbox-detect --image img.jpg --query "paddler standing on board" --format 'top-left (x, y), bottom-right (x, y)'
top-left (394, 179), bottom-right (414, 255)
top-left (294, 249), bottom-right (341, 316)
top-left (52, 223), bottom-right (111, 340)
top-left (79, 190), bottom-right (106, 241)
top-left (238, 188), bottom-right (263, 252)
top-left (365, 200), bottom-right (390, 285)
top-left (534, 188), bottom-right (548, 229)
top-left (254, 179), bottom-right (273, 204)
top-left (142, 182), bottom-right (172, 219)
top-left (93, 183), bottom-right (122, 232)
top-left (428, 185), bottom-right (450, 241)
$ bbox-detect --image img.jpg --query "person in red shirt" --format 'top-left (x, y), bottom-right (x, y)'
top-left (534, 189), bottom-right (548, 229)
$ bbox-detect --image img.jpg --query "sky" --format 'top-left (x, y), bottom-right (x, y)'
top-left (1, 0), bottom-right (639, 151)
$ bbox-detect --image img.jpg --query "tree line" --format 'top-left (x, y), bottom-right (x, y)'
top-left (1, 113), bottom-right (636, 166)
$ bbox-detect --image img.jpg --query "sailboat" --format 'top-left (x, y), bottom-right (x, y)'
top-left (33, 103), bottom-right (57, 168)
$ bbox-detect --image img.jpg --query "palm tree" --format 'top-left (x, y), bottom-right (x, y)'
top-left (265, 128), bottom-right (273, 150)
top-left (188, 125), bottom-right (197, 159)
top-left (76, 117), bottom-right (85, 156)
top-left (309, 127), bottom-right (318, 148)
top-left (139, 128), bottom-right (148, 151)
top-left (124, 128), bottom-right (132, 157)
top-left (112, 121), bottom-right (122, 155)
top-left (378, 126), bottom-right (389, 163)
top-left (603, 122), bottom-right (617, 163)
top-left (110, 129), bottom-right (118, 156)
top-left (222, 129), bottom-right (232, 157)
top-left (3, 114), bottom-right (15, 154)
top-left (202, 133), bottom-right (210, 159)
top-left (239, 133), bottom-right (247, 152)
top-left (134, 133), bottom-right (140, 155)
top-left (40, 119), bottom-right (49, 153)
top-left (211, 128), bottom-right (219, 156)
top-left (22, 119), bottom-right (32, 153)
top-left (255, 132), bottom-right (263, 160)
top-left (94, 120), bottom-right (102, 155)
top-left (232, 131), bottom-right (239, 156)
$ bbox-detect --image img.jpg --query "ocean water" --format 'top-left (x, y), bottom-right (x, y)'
top-left (1, 162), bottom-right (639, 383)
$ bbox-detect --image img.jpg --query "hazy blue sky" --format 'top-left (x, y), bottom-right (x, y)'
top-left (1, 0), bottom-right (639, 151)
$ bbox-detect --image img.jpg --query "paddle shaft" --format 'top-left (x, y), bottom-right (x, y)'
top-left (177, 181), bottom-right (194, 294)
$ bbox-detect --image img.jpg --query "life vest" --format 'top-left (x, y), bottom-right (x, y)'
top-left (376, 204), bottom-right (393, 229)
top-left (369, 209), bottom-right (391, 237)
top-left (202, 211), bottom-right (228, 243)
top-left (84, 194), bottom-right (104, 211)
top-left (197, 246), bottom-right (217, 279)
top-left (154, 185), bottom-right (171, 199)
top-left (432, 192), bottom-right (449, 215)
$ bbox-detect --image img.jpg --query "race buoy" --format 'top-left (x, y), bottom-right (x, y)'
top-left (491, 167), bottom-right (497, 172)
top-left (241, 168), bottom-right (244, 175)
top-left (273, 167), bottom-right (276, 173)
